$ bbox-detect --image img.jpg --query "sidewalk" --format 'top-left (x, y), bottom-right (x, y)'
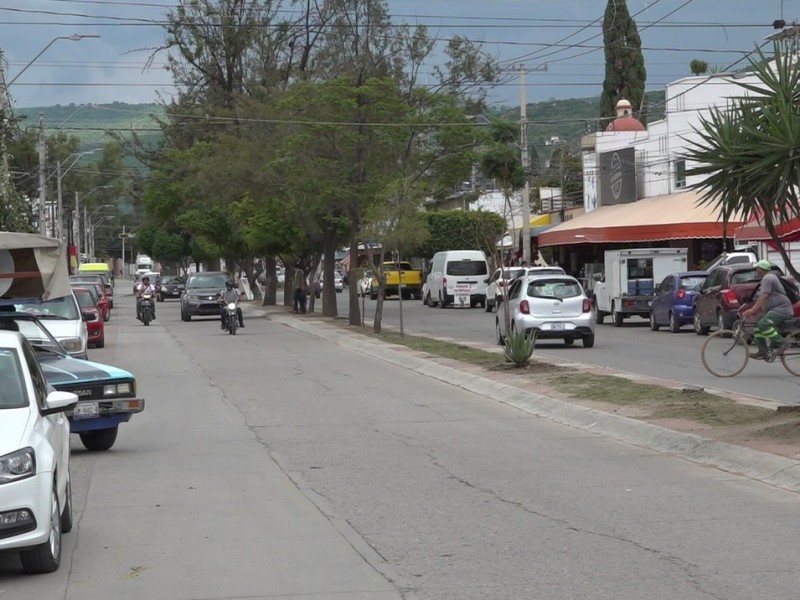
top-left (246, 302), bottom-right (800, 493)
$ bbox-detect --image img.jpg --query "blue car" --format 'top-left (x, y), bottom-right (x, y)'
top-left (649, 271), bottom-right (708, 333)
top-left (1, 312), bottom-right (144, 451)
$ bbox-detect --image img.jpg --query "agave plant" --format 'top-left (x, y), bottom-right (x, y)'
top-left (503, 328), bottom-right (536, 366)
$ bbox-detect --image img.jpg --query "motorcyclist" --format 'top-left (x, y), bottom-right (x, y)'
top-left (219, 280), bottom-right (244, 329)
top-left (134, 275), bottom-right (157, 321)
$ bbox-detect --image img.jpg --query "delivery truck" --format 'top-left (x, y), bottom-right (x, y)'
top-left (592, 248), bottom-right (688, 327)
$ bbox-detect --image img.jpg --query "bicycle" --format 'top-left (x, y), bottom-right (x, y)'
top-left (700, 317), bottom-right (800, 377)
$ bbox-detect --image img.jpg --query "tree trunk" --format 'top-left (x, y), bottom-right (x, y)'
top-left (348, 233), bottom-right (361, 326)
top-left (280, 256), bottom-right (294, 308)
top-left (322, 224), bottom-right (338, 318)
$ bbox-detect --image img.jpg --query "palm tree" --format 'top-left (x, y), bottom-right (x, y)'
top-left (683, 43), bottom-right (800, 279)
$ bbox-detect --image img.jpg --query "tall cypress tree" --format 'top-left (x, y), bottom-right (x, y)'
top-left (599, 0), bottom-right (647, 126)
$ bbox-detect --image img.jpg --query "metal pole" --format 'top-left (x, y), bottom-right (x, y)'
top-left (38, 113), bottom-right (46, 235)
top-left (74, 191), bottom-right (80, 259)
top-left (121, 225), bottom-right (126, 278)
top-left (56, 160), bottom-right (63, 240)
top-left (519, 64), bottom-right (531, 266)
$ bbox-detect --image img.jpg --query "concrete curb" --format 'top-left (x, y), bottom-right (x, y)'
top-left (249, 304), bottom-right (800, 493)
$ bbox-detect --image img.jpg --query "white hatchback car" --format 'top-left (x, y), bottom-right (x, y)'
top-left (495, 274), bottom-right (596, 348)
top-left (0, 331), bottom-right (78, 573)
top-left (485, 266), bottom-right (566, 312)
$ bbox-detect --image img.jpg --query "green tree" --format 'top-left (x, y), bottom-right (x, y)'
top-left (684, 44), bottom-right (800, 280)
top-left (418, 211), bottom-right (504, 259)
top-left (690, 59), bottom-right (709, 76)
top-left (599, 0), bottom-right (647, 125)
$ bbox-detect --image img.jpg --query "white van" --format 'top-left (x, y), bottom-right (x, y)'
top-left (423, 250), bottom-right (490, 308)
top-left (135, 254), bottom-right (153, 276)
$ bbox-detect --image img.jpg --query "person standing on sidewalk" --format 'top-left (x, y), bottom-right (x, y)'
top-left (742, 260), bottom-right (793, 359)
top-left (292, 268), bottom-right (307, 314)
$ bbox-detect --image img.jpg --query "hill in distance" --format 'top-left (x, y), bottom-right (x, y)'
top-left (17, 91), bottom-right (666, 157)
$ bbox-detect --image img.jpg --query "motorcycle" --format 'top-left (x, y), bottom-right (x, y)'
top-left (139, 293), bottom-right (155, 326)
top-left (224, 301), bottom-right (238, 335)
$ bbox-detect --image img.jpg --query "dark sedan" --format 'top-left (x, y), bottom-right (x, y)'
top-left (180, 271), bottom-right (228, 321)
top-left (692, 263), bottom-right (789, 334)
top-left (649, 271), bottom-right (707, 333)
top-left (159, 275), bottom-right (185, 301)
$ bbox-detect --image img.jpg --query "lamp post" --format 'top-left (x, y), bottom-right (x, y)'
top-left (7, 34), bottom-right (101, 87)
top-left (54, 149), bottom-right (100, 240)
top-left (85, 205), bottom-right (112, 260)
top-left (4, 33), bottom-right (101, 234)
top-left (89, 215), bottom-right (113, 261)
top-left (75, 187), bottom-right (111, 260)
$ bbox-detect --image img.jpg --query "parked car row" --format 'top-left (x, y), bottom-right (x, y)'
top-left (2, 236), bottom-right (145, 574)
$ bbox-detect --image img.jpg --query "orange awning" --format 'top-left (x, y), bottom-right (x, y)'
top-left (538, 190), bottom-right (743, 247)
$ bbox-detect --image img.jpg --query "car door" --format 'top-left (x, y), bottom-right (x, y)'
top-left (696, 268), bottom-right (722, 324)
top-left (651, 276), bottom-right (672, 323)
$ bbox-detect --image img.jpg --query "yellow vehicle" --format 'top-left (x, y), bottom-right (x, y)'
top-left (78, 262), bottom-right (112, 277)
top-left (370, 261), bottom-right (423, 300)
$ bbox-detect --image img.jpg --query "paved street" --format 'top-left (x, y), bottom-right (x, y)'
top-left (340, 292), bottom-right (800, 405)
top-left (3, 287), bottom-right (800, 599)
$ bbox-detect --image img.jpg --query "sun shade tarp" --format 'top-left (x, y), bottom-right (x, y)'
top-left (0, 233), bottom-right (71, 300)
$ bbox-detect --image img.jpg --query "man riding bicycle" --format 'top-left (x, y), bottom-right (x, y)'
top-left (742, 260), bottom-right (792, 359)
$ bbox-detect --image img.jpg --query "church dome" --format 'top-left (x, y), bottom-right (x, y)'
top-left (605, 98), bottom-right (645, 132)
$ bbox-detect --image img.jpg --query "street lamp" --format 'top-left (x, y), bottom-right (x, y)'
top-left (76, 188), bottom-right (112, 259)
top-left (7, 34), bottom-right (101, 87)
top-left (89, 215), bottom-right (113, 261)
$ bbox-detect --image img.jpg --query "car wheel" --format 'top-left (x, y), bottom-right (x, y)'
top-left (612, 303), bottom-right (624, 327)
top-left (716, 309), bottom-right (726, 331)
top-left (582, 333), bottom-right (596, 348)
top-left (19, 482), bottom-right (61, 573)
top-left (61, 475), bottom-right (73, 533)
top-left (592, 298), bottom-right (604, 325)
top-left (181, 307), bottom-right (191, 322)
top-left (96, 337), bottom-right (105, 348)
top-left (669, 311), bottom-right (681, 333)
top-left (564, 337), bottom-right (575, 346)
top-left (79, 426), bottom-right (119, 451)
top-left (495, 318), bottom-right (505, 346)
top-left (694, 310), bottom-right (710, 335)
top-left (439, 292), bottom-right (447, 308)
top-left (484, 299), bottom-right (492, 313)
top-left (649, 311), bottom-right (659, 331)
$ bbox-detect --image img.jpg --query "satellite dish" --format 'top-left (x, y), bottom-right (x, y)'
top-left (0, 250), bottom-right (15, 296)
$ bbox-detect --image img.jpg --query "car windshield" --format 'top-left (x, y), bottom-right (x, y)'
top-left (73, 289), bottom-right (97, 308)
top-left (187, 274), bottom-right (227, 289)
top-left (731, 270), bottom-right (760, 284)
top-left (447, 261), bottom-right (487, 276)
top-left (12, 295), bottom-right (80, 320)
top-left (680, 276), bottom-right (706, 291)
top-left (527, 278), bottom-right (582, 299)
top-left (0, 317), bottom-right (66, 356)
top-left (0, 348), bottom-right (27, 409)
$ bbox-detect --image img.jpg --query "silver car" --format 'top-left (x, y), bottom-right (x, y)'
top-left (495, 274), bottom-right (596, 347)
top-left (485, 266), bottom-right (566, 312)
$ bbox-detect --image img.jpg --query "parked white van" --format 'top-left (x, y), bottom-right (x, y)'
top-left (423, 250), bottom-right (490, 308)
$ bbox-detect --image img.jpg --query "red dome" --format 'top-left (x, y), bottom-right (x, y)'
top-left (605, 116), bottom-right (646, 132)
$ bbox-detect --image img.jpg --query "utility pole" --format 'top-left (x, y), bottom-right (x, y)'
top-left (56, 160), bottom-right (63, 240)
top-left (121, 224), bottom-right (126, 278)
top-left (74, 190), bottom-right (80, 258)
top-left (519, 64), bottom-right (531, 266)
top-left (38, 113), bottom-right (46, 235)
top-left (0, 51), bottom-right (13, 229)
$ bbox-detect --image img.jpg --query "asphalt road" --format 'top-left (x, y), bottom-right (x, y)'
top-left (326, 291), bottom-right (800, 405)
top-left (5, 287), bottom-right (800, 599)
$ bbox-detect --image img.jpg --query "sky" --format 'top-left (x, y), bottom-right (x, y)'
top-left (1, 0), bottom-right (791, 110)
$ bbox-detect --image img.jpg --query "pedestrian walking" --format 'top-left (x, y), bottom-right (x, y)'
top-left (293, 268), bottom-right (307, 314)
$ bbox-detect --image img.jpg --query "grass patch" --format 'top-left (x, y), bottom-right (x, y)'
top-left (366, 330), bottom-right (502, 367)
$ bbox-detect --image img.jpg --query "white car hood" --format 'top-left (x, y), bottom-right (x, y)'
top-left (39, 319), bottom-right (84, 342)
top-left (0, 409), bottom-right (31, 455)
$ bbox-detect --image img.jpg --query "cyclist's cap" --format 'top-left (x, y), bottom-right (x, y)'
top-left (755, 259), bottom-right (771, 270)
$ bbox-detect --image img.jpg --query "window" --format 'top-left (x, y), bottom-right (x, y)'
top-left (446, 261), bottom-right (488, 276)
top-left (626, 258), bottom-right (653, 279)
top-left (0, 348), bottom-right (28, 409)
top-left (679, 276), bottom-right (706, 291)
top-left (527, 279), bottom-right (581, 299)
top-left (675, 159), bottom-right (686, 188)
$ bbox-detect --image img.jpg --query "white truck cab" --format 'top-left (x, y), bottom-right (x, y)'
top-left (592, 248), bottom-right (688, 327)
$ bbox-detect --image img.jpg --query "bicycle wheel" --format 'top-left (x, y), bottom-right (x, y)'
top-left (701, 329), bottom-right (749, 377)
top-left (780, 331), bottom-right (800, 376)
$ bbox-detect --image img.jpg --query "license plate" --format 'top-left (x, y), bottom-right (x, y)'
top-left (73, 401), bottom-right (99, 419)
top-left (549, 323), bottom-right (565, 331)
top-left (455, 292), bottom-right (470, 307)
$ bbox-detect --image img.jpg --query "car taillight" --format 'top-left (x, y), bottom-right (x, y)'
top-left (676, 288), bottom-right (686, 299)
top-left (582, 298), bottom-right (592, 313)
top-left (442, 277), bottom-right (447, 288)
top-left (519, 299), bottom-right (530, 314)
top-left (722, 289), bottom-right (739, 306)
